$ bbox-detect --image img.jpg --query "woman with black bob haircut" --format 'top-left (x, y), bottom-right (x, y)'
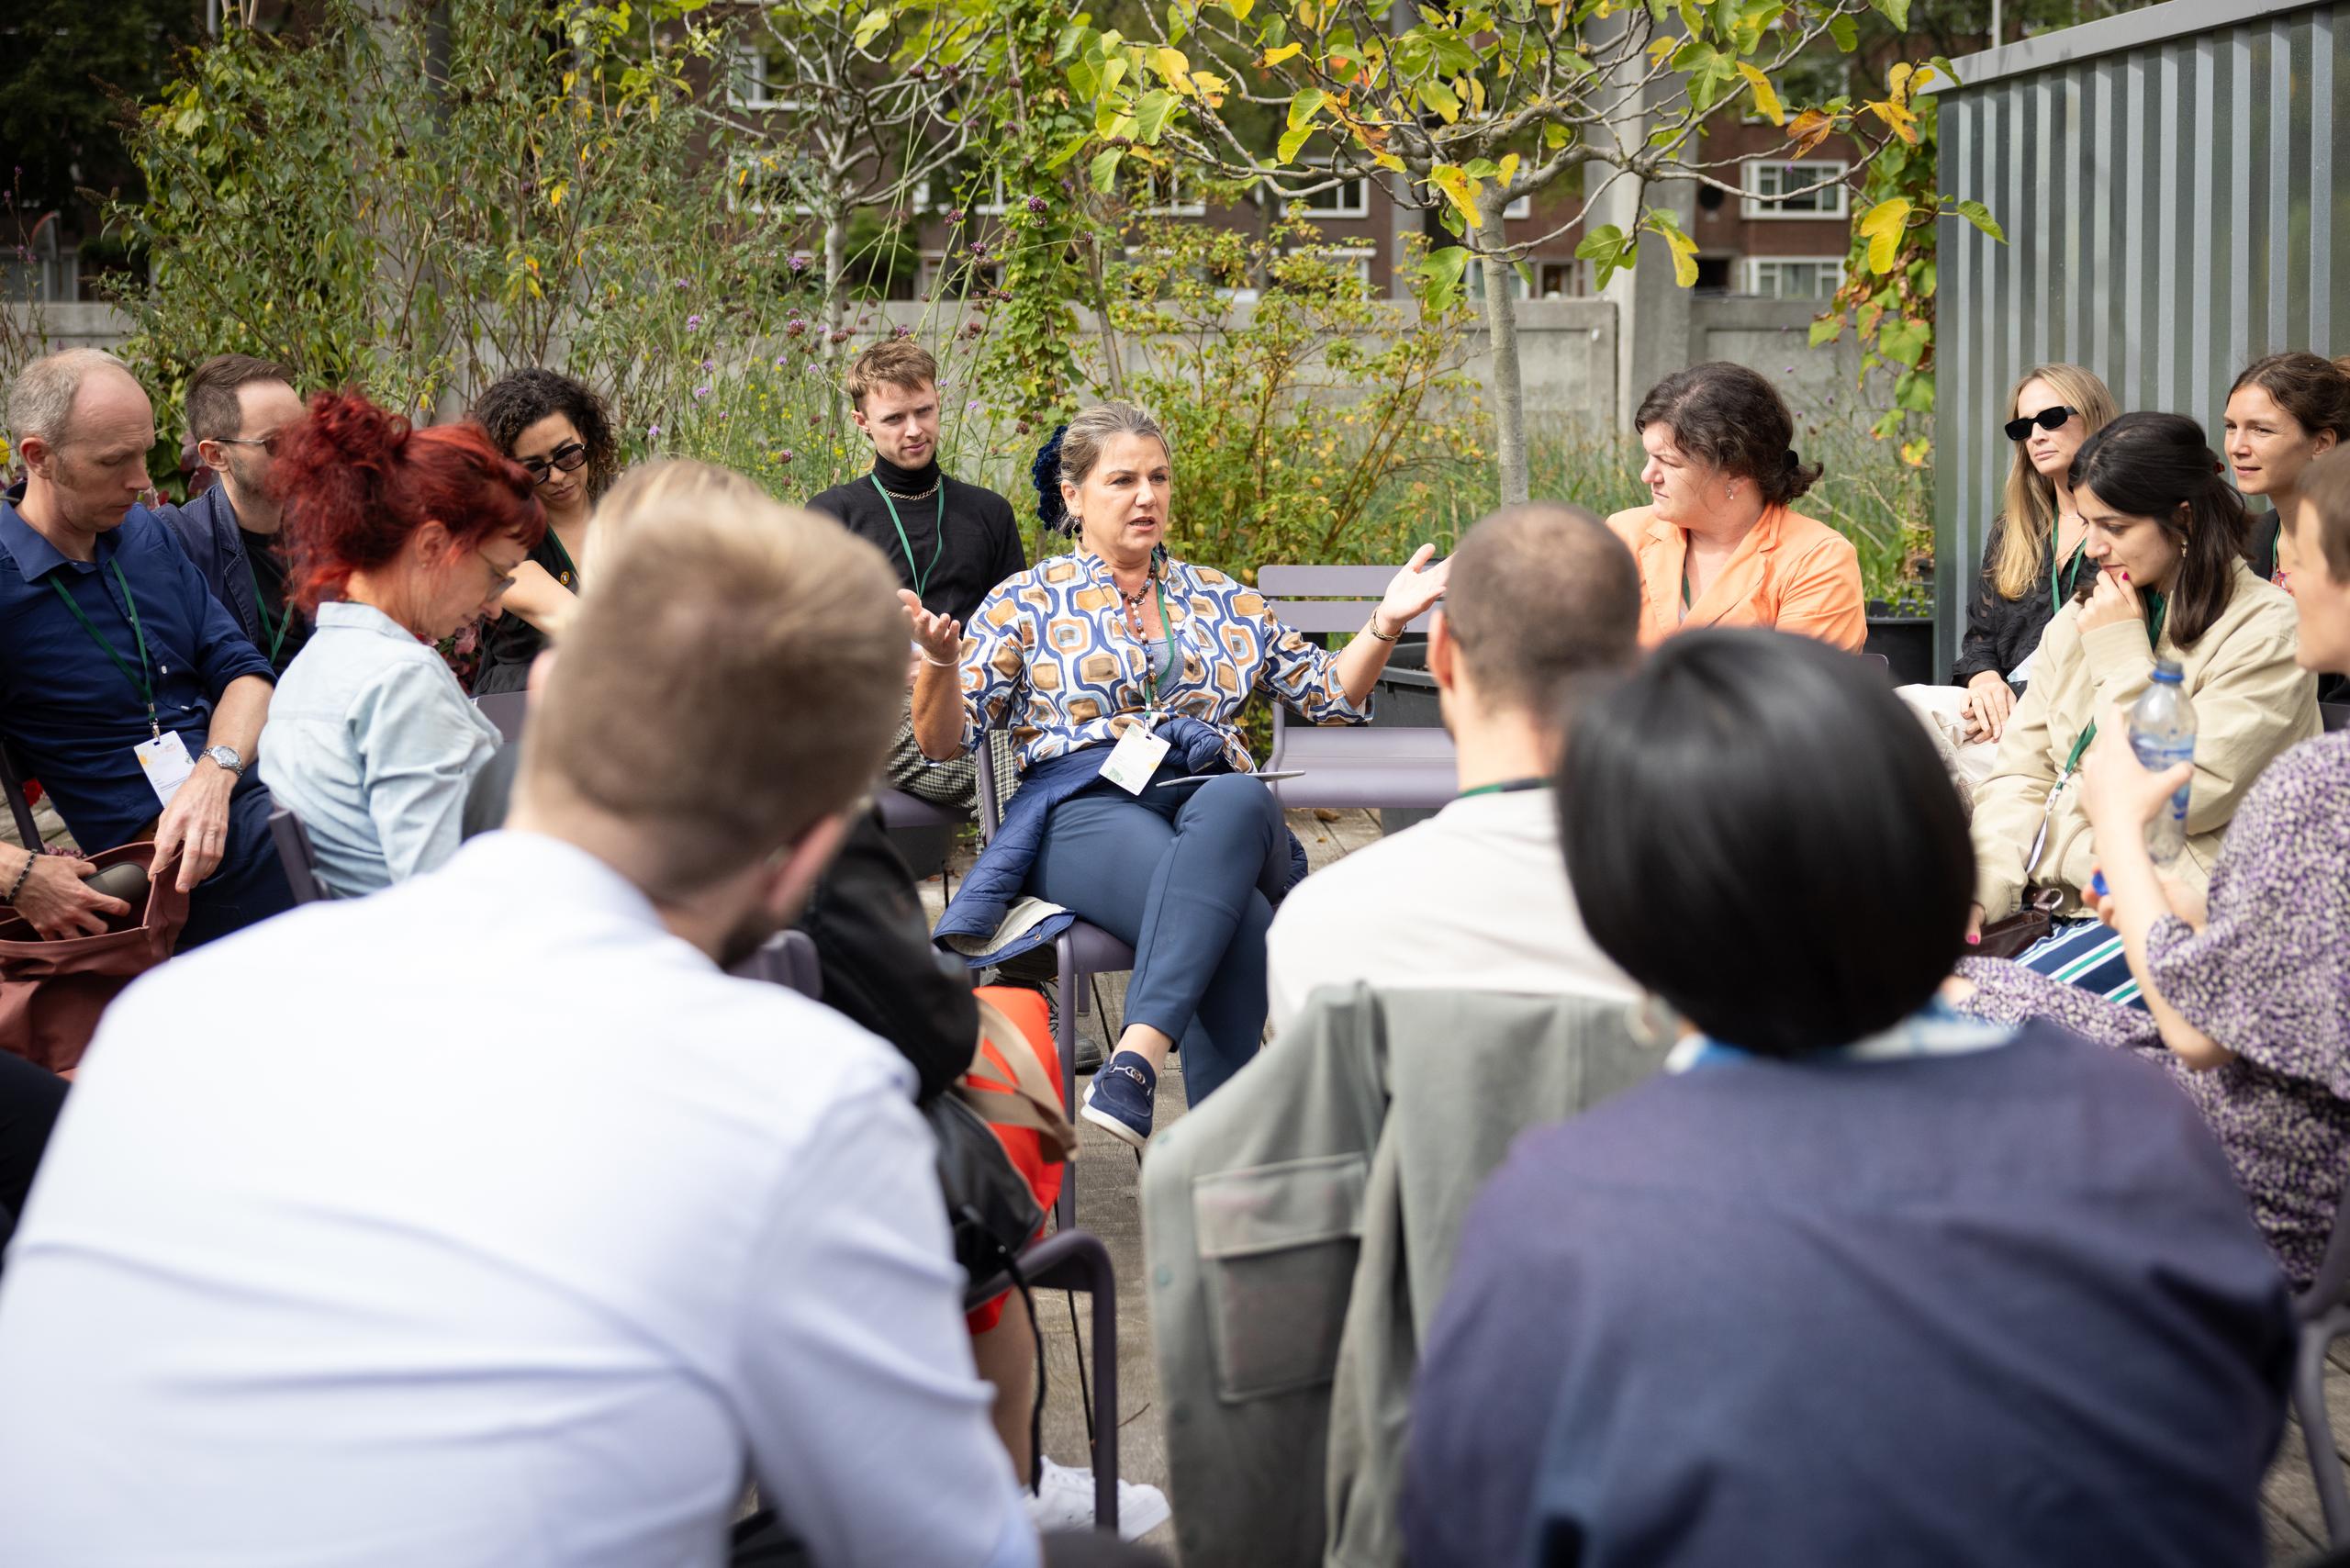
top-left (1403, 628), bottom-right (2293, 1568)
top-left (468, 368), bottom-right (621, 694)
top-left (1966, 412), bottom-right (2315, 1001)
top-left (1606, 363), bottom-right (1865, 652)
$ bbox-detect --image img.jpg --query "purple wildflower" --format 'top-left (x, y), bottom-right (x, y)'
top-left (946, 207), bottom-right (966, 224)
top-left (687, 314), bottom-right (703, 329)
top-left (693, 385), bottom-right (711, 399)
top-left (700, 359), bottom-right (713, 370)
top-left (1027, 194), bottom-right (1048, 215)
top-left (891, 324), bottom-right (912, 339)
top-left (787, 252), bottom-right (811, 274)
top-left (674, 278), bottom-right (688, 290)
top-left (648, 423), bottom-right (663, 438)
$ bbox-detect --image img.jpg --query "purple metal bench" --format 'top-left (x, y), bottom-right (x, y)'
top-left (1257, 565), bottom-right (1457, 811)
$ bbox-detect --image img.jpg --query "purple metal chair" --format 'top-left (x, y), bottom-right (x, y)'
top-left (1256, 565), bottom-right (1456, 811)
top-left (968, 1229), bottom-right (1124, 1532)
top-left (876, 786), bottom-right (967, 901)
top-left (728, 929), bottom-right (823, 1000)
top-left (2294, 1179), bottom-right (2350, 1544)
top-left (974, 737), bottom-right (1132, 1234)
top-left (472, 689), bottom-right (531, 745)
top-left (266, 806), bottom-right (329, 906)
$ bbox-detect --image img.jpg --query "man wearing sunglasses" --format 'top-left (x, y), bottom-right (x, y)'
top-left (810, 339), bottom-right (1027, 810)
top-left (157, 354), bottom-right (312, 676)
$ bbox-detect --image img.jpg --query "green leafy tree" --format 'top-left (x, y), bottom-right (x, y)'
top-left (1028, 0), bottom-right (1972, 500)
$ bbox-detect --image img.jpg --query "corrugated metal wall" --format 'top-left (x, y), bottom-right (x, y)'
top-left (1932, 0), bottom-right (2349, 673)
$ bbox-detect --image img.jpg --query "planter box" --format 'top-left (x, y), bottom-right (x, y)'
top-left (1865, 614), bottom-right (1937, 688)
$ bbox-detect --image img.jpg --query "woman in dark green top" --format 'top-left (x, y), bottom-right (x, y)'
top-left (469, 369), bottom-right (619, 694)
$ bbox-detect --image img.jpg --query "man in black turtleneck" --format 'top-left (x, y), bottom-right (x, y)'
top-left (810, 340), bottom-right (1026, 807)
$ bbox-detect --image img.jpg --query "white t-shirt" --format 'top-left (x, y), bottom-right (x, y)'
top-left (0, 832), bottom-right (1035, 1568)
top-left (1266, 788), bottom-right (1637, 1036)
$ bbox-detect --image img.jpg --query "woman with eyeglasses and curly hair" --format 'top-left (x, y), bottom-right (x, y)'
top-left (468, 368), bottom-right (620, 695)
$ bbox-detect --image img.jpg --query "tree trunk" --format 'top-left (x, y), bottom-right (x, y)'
top-left (1476, 194), bottom-right (1529, 505)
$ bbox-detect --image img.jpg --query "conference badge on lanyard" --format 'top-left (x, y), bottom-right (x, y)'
top-left (1100, 574), bottom-right (1176, 793)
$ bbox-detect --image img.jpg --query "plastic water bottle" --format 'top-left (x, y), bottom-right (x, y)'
top-left (2128, 658), bottom-right (2196, 865)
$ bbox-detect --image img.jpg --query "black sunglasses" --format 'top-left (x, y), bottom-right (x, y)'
top-left (2005, 407), bottom-right (2076, 442)
top-left (520, 441), bottom-right (589, 482)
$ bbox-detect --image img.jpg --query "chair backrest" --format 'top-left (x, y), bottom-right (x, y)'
top-left (1258, 565), bottom-right (1438, 637)
top-left (729, 928), bottom-right (823, 1000)
top-left (0, 737), bottom-right (41, 851)
top-left (266, 806), bottom-right (328, 906)
top-left (473, 690), bottom-right (531, 744)
top-left (2324, 702), bottom-right (2349, 734)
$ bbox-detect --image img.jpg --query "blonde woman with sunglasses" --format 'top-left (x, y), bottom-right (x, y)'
top-left (1899, 365), bottom-right (2117, 790)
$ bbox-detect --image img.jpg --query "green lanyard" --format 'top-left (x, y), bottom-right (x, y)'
top-left (243, 548), bottom-right (288, 665)
top-left (1139, 574), bottom-right (1177, 713)
top-left (1457, 777), bottom-right (1547, 801)
top-left (48, 561), bottom-right (161, 739)
top-left (869, 475), bottom-right (945, 600)
top-left (2060, 589), bottom-right (2168, 776)
top-left (2051, 539), bottom-right (2087, 619)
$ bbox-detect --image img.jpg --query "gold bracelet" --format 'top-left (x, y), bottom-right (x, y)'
top-left (1366, 615), bottom-right (1400, 643)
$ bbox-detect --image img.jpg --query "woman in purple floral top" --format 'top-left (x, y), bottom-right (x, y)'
top-left (1952, 453), bottom-right (2350, 1287)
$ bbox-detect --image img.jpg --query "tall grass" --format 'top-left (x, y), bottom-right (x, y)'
top-left (1351, 409), bottom-right (1934, 610)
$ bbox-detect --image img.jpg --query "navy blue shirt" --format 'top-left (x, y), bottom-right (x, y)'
top-left (0, 497), bottom-right (274, 854)
top-left (1404, 1022), bottom-right (2292, 1568)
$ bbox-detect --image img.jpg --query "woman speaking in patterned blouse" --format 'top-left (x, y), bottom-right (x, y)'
top-left (908, 402), bottom-right (1448, 1144)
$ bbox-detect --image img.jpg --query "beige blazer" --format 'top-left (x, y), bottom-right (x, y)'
top-left (1970, 560), bottom-right (2318, 920)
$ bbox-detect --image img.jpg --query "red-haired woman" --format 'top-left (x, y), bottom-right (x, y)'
top-left (258, 392), bottom-right (543, 897)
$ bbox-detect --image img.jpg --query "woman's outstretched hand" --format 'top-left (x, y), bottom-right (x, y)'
top-left (1374, 544), bottom-right (1450, 638)
top-left (901, 588), bottom-right (963, 666)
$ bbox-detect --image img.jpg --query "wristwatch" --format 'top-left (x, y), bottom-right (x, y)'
top-left (201, 745), bottom-right (246, 777)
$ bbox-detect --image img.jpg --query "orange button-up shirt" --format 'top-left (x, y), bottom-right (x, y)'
top-left (1605, 503), bottom-right (1868, 652)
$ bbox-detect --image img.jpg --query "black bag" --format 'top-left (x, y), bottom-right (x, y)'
top-left (1977, 887), bottom-right (2066, 961)
top-left (925, 1091), bottom-right (1045, 1288)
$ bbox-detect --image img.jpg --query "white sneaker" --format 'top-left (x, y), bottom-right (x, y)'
top-left (1024, 1457), bottom-right (1172, 1541)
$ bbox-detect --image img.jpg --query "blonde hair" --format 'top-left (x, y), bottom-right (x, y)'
top-left (844, 338), bottom-right (939, 412)
top-left (1058, 401), bottom-right (1171, 493)
top-left (1992, 364), bottom-right (2117, 600)
top-left (526, 458), bottom-right (907, 896)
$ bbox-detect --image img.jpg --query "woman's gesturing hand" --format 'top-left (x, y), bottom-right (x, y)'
top-left (900, 588), bottom-right (963, 666)
top-left (1374, 543), bottom-right (1451, 638)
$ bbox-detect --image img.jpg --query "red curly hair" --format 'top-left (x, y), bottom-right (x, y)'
top-left (275, 391), bottom-right (546, 614)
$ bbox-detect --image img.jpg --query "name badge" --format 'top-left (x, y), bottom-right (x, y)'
top-left (135, 730), bottom-right (195, 811)
top-left (1100, 718), bottom-right (1170, 795)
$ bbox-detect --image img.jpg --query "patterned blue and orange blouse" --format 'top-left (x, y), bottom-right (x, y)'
top-left (957, 549), bottom-right (1371, 775)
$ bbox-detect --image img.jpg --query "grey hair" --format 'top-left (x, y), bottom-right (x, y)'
top-left (1058, 401), bottom-right (1172, 492)
top-left (8, 348), bottom-right (136, 448)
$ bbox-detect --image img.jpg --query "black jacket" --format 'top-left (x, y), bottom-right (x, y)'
top-left (152, 485), bottom-right (308, 672)
top-left (1952, 521), bottom-right (2089, 689)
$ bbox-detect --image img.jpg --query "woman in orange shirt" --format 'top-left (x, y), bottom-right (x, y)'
top-left (1606, 363), bottom-right (1865, 652)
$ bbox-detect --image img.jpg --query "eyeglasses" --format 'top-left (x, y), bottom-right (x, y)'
top-left (214, 431), bottom-right (284, 456)
top-left (2005, 407), bottom-right (2076, 442)
top-left (477, 549), bottom-right (523, 599)
top-left (519, 441), bottom-right (589, 483)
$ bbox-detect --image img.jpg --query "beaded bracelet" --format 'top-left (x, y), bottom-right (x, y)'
top-left (2, 850), bottom-right (35, 908)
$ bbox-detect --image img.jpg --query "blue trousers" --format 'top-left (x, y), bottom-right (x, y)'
top-left (176, 774), bottom-right (296, 952)
top-left (1028, 767), bottom-right (1286, 1103)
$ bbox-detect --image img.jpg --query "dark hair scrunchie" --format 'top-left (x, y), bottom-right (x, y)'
top-left (1784, 448), bottom-right (1801, 471)
top-left (1031, 424), bottom-right (1073, 536)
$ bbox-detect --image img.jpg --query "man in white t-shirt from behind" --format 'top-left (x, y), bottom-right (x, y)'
top-left (0, 463), bottom-right (1039, 1568)
top-left (1267, 502), bottom-right (1644, 1034)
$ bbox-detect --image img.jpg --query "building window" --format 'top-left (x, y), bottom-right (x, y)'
top-left (731, 45), bottom-right (797, 110)
top-left (728, 154), bottom-right (812, 217)
top-left (915, 171), bottom-right (1006, 216)
top-left (924, 252), bottom-right (1004, 297)
top-left (1279, 246), bottom-right (1375, 297)
top-left (1504, 194), bottom-right (1532, 219)
top-left (1138, 169), bottom-right (1206, 217)
top-left (1536, 259), bottom-right (1592, 297)
top-left (1743, 256), bottom-right (1847, 298)
top-left (1740, 159), bottom-right (1849, 219)
top-left (1299, 173), bottom-right (1371, 218)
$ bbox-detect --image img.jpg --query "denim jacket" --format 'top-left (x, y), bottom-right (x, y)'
top-left (258, 601), bottom-right (501, 897)
top-left (957, 550), bottom-right (1371, 778)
